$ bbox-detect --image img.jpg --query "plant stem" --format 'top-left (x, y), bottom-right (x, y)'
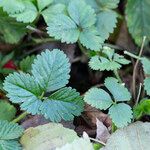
top-left (113, 70), bottom-right (122, 83)
top-left (112, 123), bottom-right (117, 133)
top-left (132, 36), bottom-right (146, 100)
top-left (89, 137), bottom-right (106, 146)
top-left (77, 41), bottom-right (89, 57)
top-left (12, 112), bottom-right (28, 123)
top-left (32, 37), bottom-right (58, 44)
top-left (124, 51), bottom-right (141, 60)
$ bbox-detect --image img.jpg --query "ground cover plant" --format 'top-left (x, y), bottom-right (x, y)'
top-left (0, 0), bottom-right (150, 149)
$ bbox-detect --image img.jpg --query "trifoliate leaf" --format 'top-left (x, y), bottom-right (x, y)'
top-left (10, 1), bottom-right (38, 23)
top-left (19, 55), bottom-right (35, 73)
top-left (31, 49), bottom-right (70, 92)
top-left (68, 0), bottom-right (96, 28)
top-left (56, 138), bottom-right (94, 150)
top-left (108, 103), bottom-right (133, 128)
top-left (0, 101), bottom-right (16, 121)
top-left (126, 0), bottom-right (150, 46)
top-left (89, 47), bottom-right (130, 71)
top-left (0, 0), bottom-right (25, 14)
top-left (105, 77), bottom-right (131, 102)
top-left (96, 10), bottom-right (117, 40)
top-left (42, 4), bottom-right (66, 23)
top-left (4, 49), bottom-right (83, 122)
top-left (101, 122), bottom-right (150, 150)
top-left (79, 27), bottom-right (103, 51)
top-left (47, 14), bottom-right (80, 43)
top-left (47, 0), bottom-right (103, 51)
top-left (144, 78), bottom-right (150, 96)
top-left (20, 123), bottom-right (78, 150)
top-left (84, 88), bottom-right (113, 110)
top-left (37, 0), bottom-right (53, 12)
top-left (40, 87), bottom-right (84, 122)
top-left (0, 120), bottom-right (23, 150)
top-left (0, 120), bottom-right (24, 139)
top-left (0, 9), bottom-right (27, 44)
top-left (133, 99), bottom-right (150, 119)
top-left (3, 72), bottom-right (43, 115)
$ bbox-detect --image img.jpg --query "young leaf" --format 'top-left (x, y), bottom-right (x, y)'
top-left (133, 99), bottom-right (150, 119)
top-left (31, 49), bottom-right (70, 92)
top-left (0, 120), bottom-right (24, 150)
top-left (108, 103), bottom-right (133, 128)
top-left (84, 88), bottom-right (113, 110)
top-left (40, 87), bottom-right (84, 122)
top-left (89, 47), bottom-right (130, 71)
top-left (104, 77), bottom-right (131, 102)
top-left (126, 0), bottom-right (150, 46)
top-left (0, 101), bottom-right (16, 121)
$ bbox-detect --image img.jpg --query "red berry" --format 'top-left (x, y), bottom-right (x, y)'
top-left (3, 60), bottom-right (17, 70)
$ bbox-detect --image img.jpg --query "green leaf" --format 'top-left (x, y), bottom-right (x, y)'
top-left (89, 46), bottom-right (130, 71)
top-left (40, 87), bottom-right (84, 122)
top-left (0, 9), bottom-right (27, 44)
top-left (141, 57), bottom-right (150, 75)
top-left (19, 55), bottom-right (35, 73)
top-left (10, 1), bottom-right (38, 23)
top-left (79, 27), bottom-right (103, 51)
top-left (47, 0), bottom-right (103, 51)
top-left (144, 78), bottom-right (150, 96)
top-left (108, 103), bottom-right (133, 128)
top-left (126, 0), bottom-right (150, 46)
top-left (68, 0), bottom-right (96, 28)
top-left (0, 101), bottom-right (16, 121)
top-left (56, 138), bottom-right (94, 150)
top-left (134, 99), bottom-right (150, 119)
top-left (141, 57), bottom-right (150, 96)
top-left (47, 14), bottom-right (80, 43)
top-left (31, 49), bottom-right (70, 92)
top-left (37, 0), bottom-right (53, 12)
top-left (84, 88), bottom-right (113, 110)
top-left (0, 120), bottom-right (23, 150)
top-left (4, 49), bottom-right (84, 122)
top-left (3, 72), bottom-right (43, 115)
top-left (0, 0), bottom-right (25, 14)
top-left (101, 122), bottom-right (150, 150)
top-left (20, 123), bottom-right (78, 150)
top-left (42, 4), bottom-right (66, 23)
top-left (96, 10), bottom-right (117, 40)
top-left (104, 77), bottom-right (131, 102)
top-left (0, 120), bottom-right (24, 139)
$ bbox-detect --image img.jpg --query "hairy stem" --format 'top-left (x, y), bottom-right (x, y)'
top-left (12, 112), bottom-right (28, 123)
top-left (78, 41), bottom-right (90, 57)
top-left (113, 70), bottom-right (122, 83)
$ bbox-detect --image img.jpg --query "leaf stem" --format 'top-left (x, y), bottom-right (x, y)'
top-left (12, 112), bottom-right (28, 123)
top-left (77, 41), bottom-right (89, 57)
top-left (113, 70), bottom-right (122, 83)
top-left (124, 51), bottom-right (141, 60)
top-left (32, 37), bottom-right (59, 44)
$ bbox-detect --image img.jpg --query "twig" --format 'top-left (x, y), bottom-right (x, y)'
top-left (132, 36), bottom-right (146, 100)
top-left (135, 83), bottom-right (142, 106)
